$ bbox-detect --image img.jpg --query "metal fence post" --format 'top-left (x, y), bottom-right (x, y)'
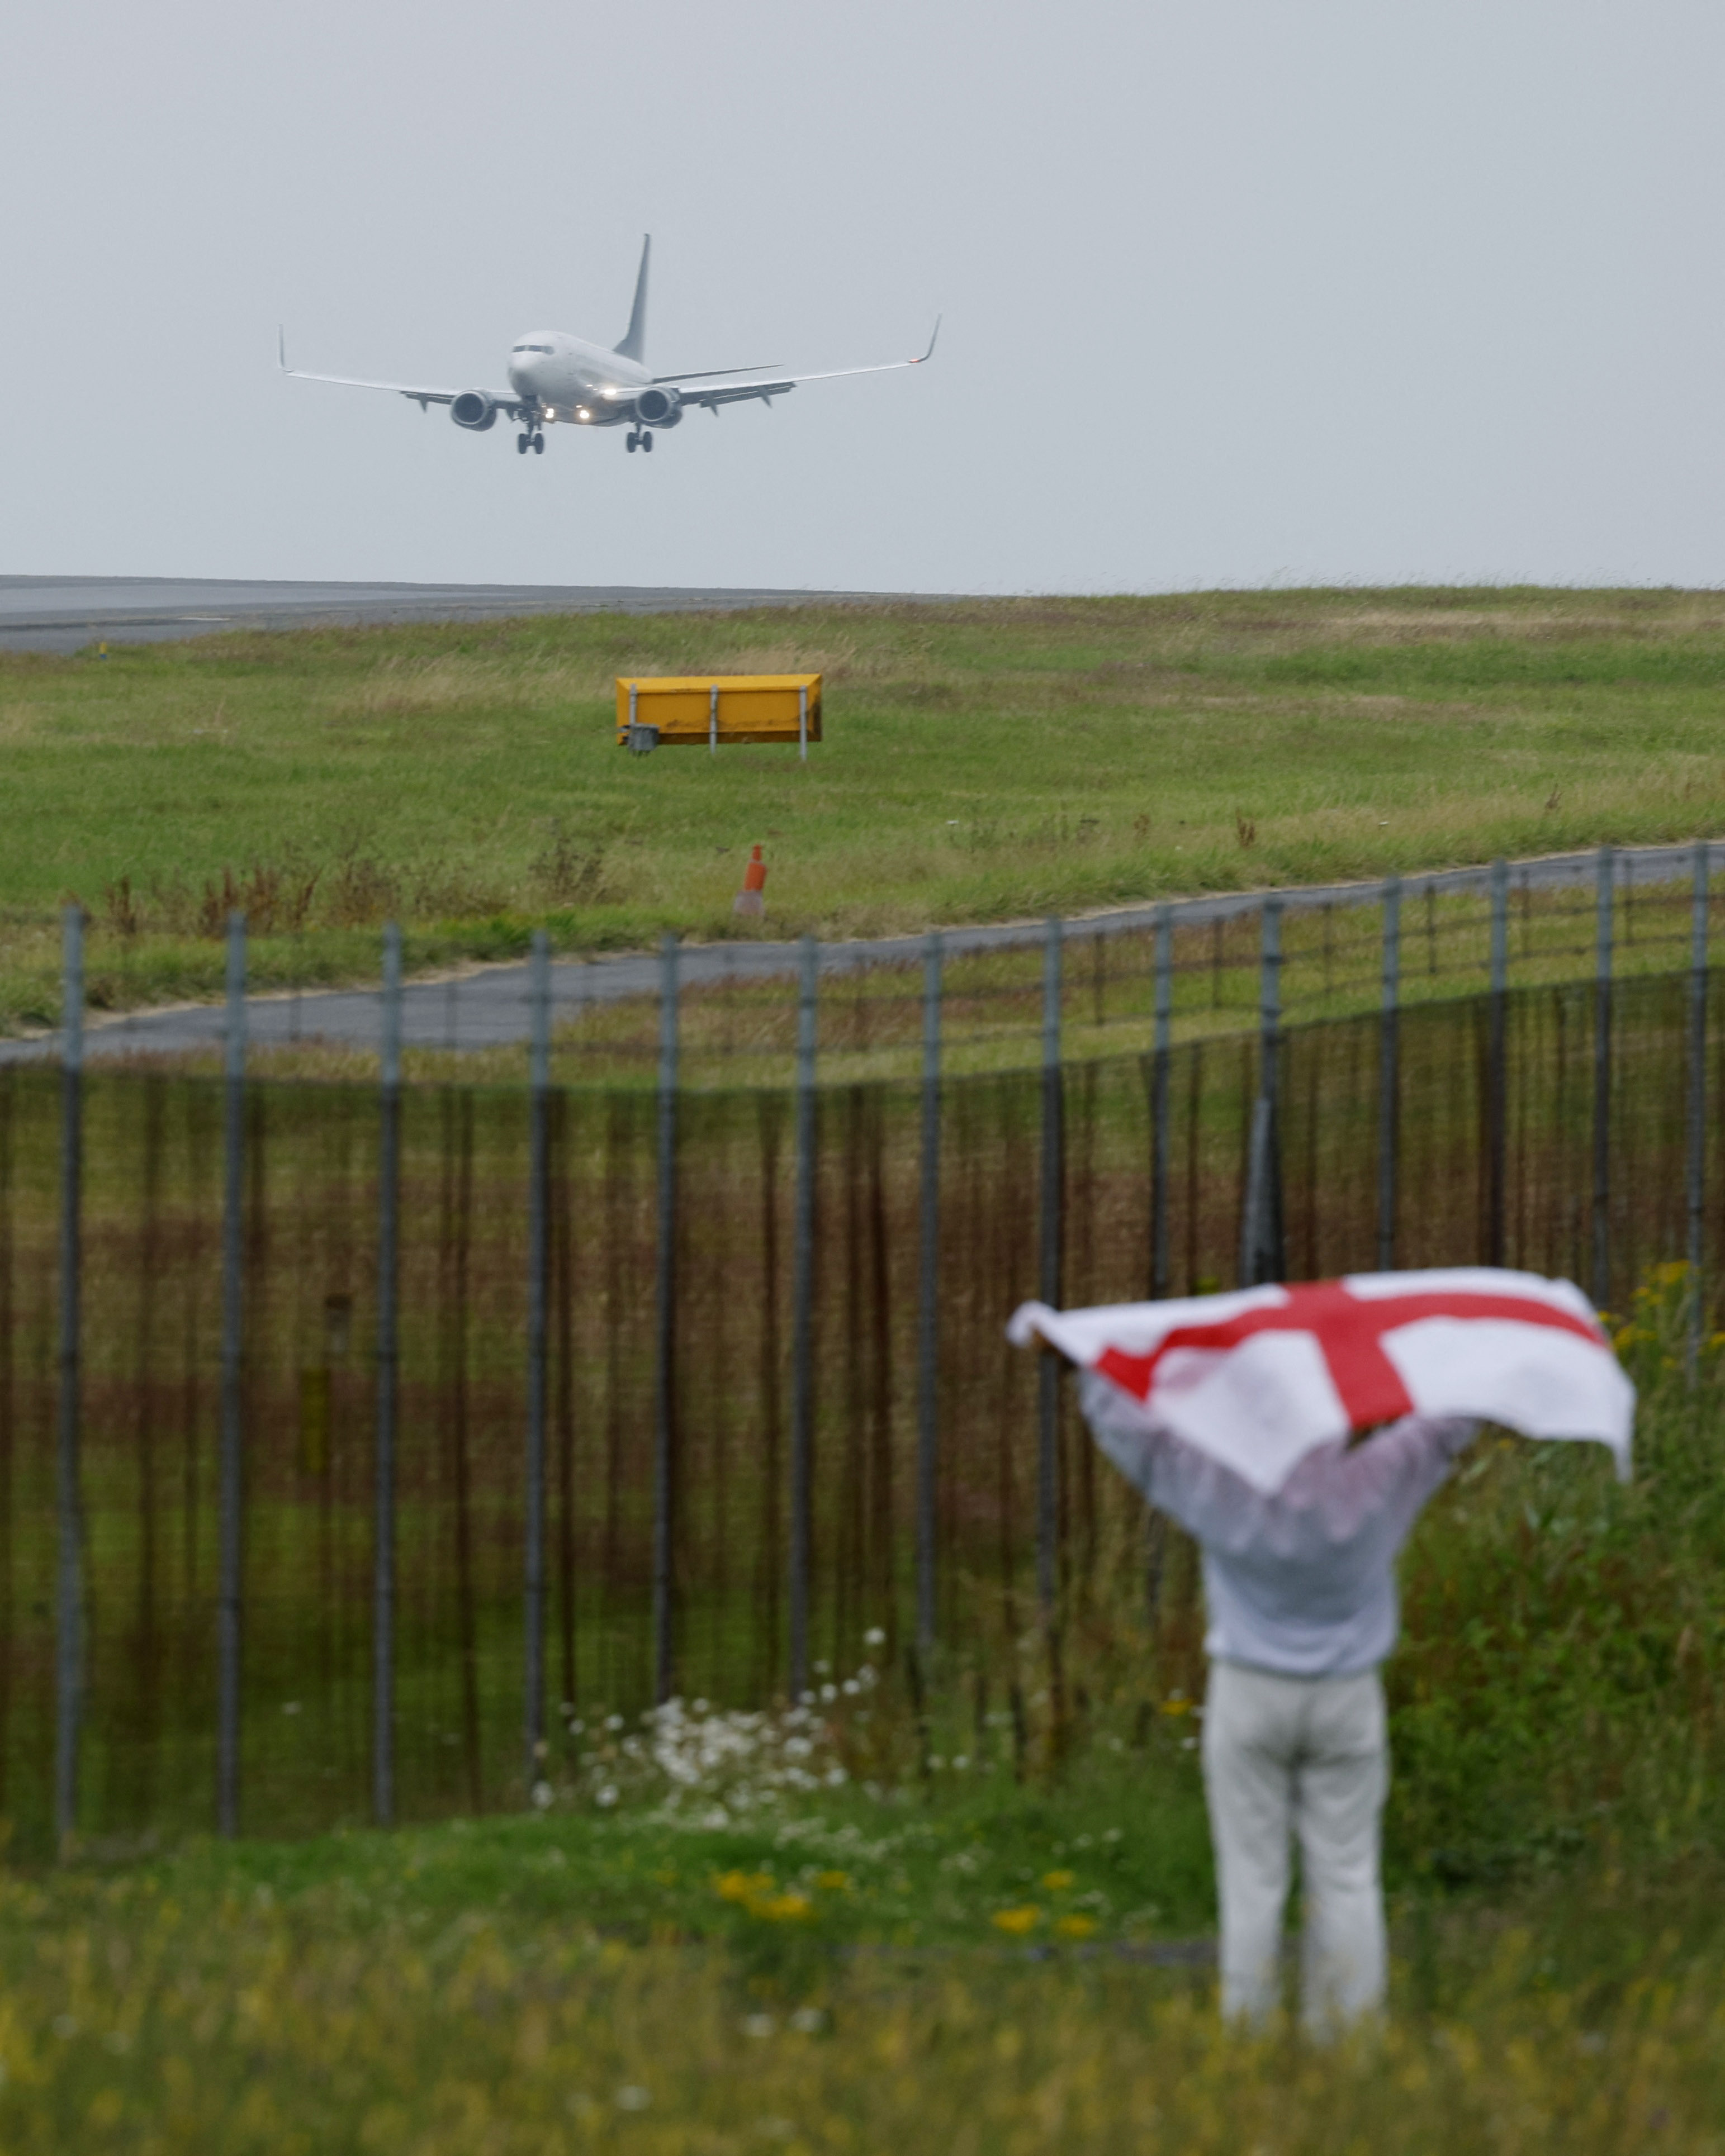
top-left (789, 935), bottom-right (819, 1698)
top-left (1377, 877), bottom-right (1400, 1271)
top-left (216, 912), bottom-right (247, 1839)
top-left (1592, 847), bottom-right (1614, 1311)
top-left (54, 906), bottom-right (84, 1855)
top-left (372, 922), bottom-right (402, 1826)
top-left (1240, 901), bottom-right (1285, 1286)
top-left (1486, 856), bottom-right (1509, 1266)
top-left (1260, 897), bottom-right (1282, 1096)
top-left (1150, 905), bottom-right (1173, 1299)
top-left (524, 928), bottom-right (552, 1783)
top-left (1688, 840), bottom-right (1710, 1376)
top-left (915, 930), bottom-right (942, 1654)
top-left (1037, 916), bottom-right (1063, 1614)
top-left (709, 681), bottom-right (719, 757)
top-left (653, 933), bottom-right (679, 1706)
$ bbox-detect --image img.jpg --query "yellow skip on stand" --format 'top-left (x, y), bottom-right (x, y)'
top-left (616, 674), bottom-right (822, 758)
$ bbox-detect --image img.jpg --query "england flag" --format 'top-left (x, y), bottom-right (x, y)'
top-left (1007, 1268), bottom-right (1636, 1494)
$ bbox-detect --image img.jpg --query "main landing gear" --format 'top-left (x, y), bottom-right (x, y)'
top-left (625, 429), bottom-right (655, 454)
top-left (516, 429), bottom-right (545, 455)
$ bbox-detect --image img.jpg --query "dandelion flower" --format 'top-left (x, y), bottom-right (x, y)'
top-left (1042, 1869), bottom-right (1076, 1892)
top-left (1055, 1913), bottom-right (1098, 1940)
top-left (992, 1906), bottom-right (1042, 1936)
top-left (715, 1870), bottom-right (774, 1903)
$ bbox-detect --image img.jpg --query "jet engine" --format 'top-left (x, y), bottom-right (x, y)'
top-left (633, 386), bottom-right (683, 429)
top-left (449, 392), bottom-right (499, 432)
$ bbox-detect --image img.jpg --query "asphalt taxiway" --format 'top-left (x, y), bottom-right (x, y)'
top-left (0, 841), bottom-right (1703, 1065)
top-left (0, 576), bottom-right (923, 656)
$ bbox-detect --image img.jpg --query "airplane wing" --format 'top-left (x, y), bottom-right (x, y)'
top-left (277, 331), bottom-right (527, 417)
top-left (652, 319), bottom-right (940, 412)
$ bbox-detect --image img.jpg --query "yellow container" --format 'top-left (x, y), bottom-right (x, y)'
top-left (615, 675), bottom-right (823, 750)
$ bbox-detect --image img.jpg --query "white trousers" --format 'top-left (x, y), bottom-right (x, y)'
top-left (1201, 1659), bottom-right (1388, 2031)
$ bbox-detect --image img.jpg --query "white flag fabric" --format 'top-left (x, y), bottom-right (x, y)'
top-left (1007, 1267), bottom-right (1634, 1494)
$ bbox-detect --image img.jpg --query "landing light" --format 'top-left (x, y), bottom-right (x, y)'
top-left (577, 407), bottom-right (590, 421)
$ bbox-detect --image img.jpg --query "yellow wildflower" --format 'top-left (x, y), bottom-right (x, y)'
top-left (814, 1870), bottom-right (852, 1893)
top-left (1054, 1914), bottom-right (1098, 1940)
top-left (714, 1870), bottom-right (774, 1904)
top-left (992, 1906), bottom-right (1042, 1936)
top-left (755, 1893), bottom-right (813, 1924)
top-left (1041, 1870), bottom-right (1076, 1892)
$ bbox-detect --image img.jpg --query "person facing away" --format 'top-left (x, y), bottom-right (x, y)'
top-left (1077, 1368), bottom-right (1477, 2032)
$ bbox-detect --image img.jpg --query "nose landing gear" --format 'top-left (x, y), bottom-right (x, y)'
top-left (517, 428), bottom-right (547, 455)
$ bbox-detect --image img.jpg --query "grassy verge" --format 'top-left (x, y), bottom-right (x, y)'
top-left (5, 587), bottom-right (1725, 1030)
top-left (4, 1827), bottom-right (1724, 2152)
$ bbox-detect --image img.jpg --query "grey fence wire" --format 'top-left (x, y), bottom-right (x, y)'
top-left (5, 838), bottom-right (1719, 1856)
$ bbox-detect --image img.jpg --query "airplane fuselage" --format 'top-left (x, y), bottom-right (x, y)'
top-left (508, 333), bottom-right (651, 429)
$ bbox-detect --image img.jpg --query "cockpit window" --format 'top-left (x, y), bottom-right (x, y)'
top-left (513, 342), bottom-right (553, 354)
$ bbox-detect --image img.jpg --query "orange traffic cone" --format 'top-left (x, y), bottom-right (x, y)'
top-left (733, 843), bottom-right (767, 918)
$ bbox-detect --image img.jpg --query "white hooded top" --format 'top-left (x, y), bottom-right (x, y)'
top-left (1080, 1370), bottom-right (1476, 1678)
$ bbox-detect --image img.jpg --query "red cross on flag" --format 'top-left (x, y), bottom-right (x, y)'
top-left (1007, 1268), bottom-right (1634, 1494)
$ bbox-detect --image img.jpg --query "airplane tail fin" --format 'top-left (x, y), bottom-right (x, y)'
top-left (614, 235), bottom-right (650, 362)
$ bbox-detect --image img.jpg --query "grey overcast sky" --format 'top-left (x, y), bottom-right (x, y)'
top-left (3, 0), bottom-right (1722, 594)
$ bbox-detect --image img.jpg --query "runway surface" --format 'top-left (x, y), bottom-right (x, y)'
top-left (0, 840), bottom-right (1700, 1065)
top-left (0, 575), bottom-right (928, 656)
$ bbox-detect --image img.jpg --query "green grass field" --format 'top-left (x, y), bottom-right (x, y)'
top-left (6, 1786), bottom-right (1724, 2153)
top-left (4, 586), bottom-right (1725, 1032)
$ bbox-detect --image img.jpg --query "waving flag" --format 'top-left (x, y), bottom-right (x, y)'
top-left (1007, 1268), bottom-right (1634, 1494)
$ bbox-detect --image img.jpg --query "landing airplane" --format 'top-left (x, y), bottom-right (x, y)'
top-left (281, 236), bottom-right (937, 457)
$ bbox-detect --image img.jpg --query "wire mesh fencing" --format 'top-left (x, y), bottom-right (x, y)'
top-left (2, 912), bottom-right (1719, 1856)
